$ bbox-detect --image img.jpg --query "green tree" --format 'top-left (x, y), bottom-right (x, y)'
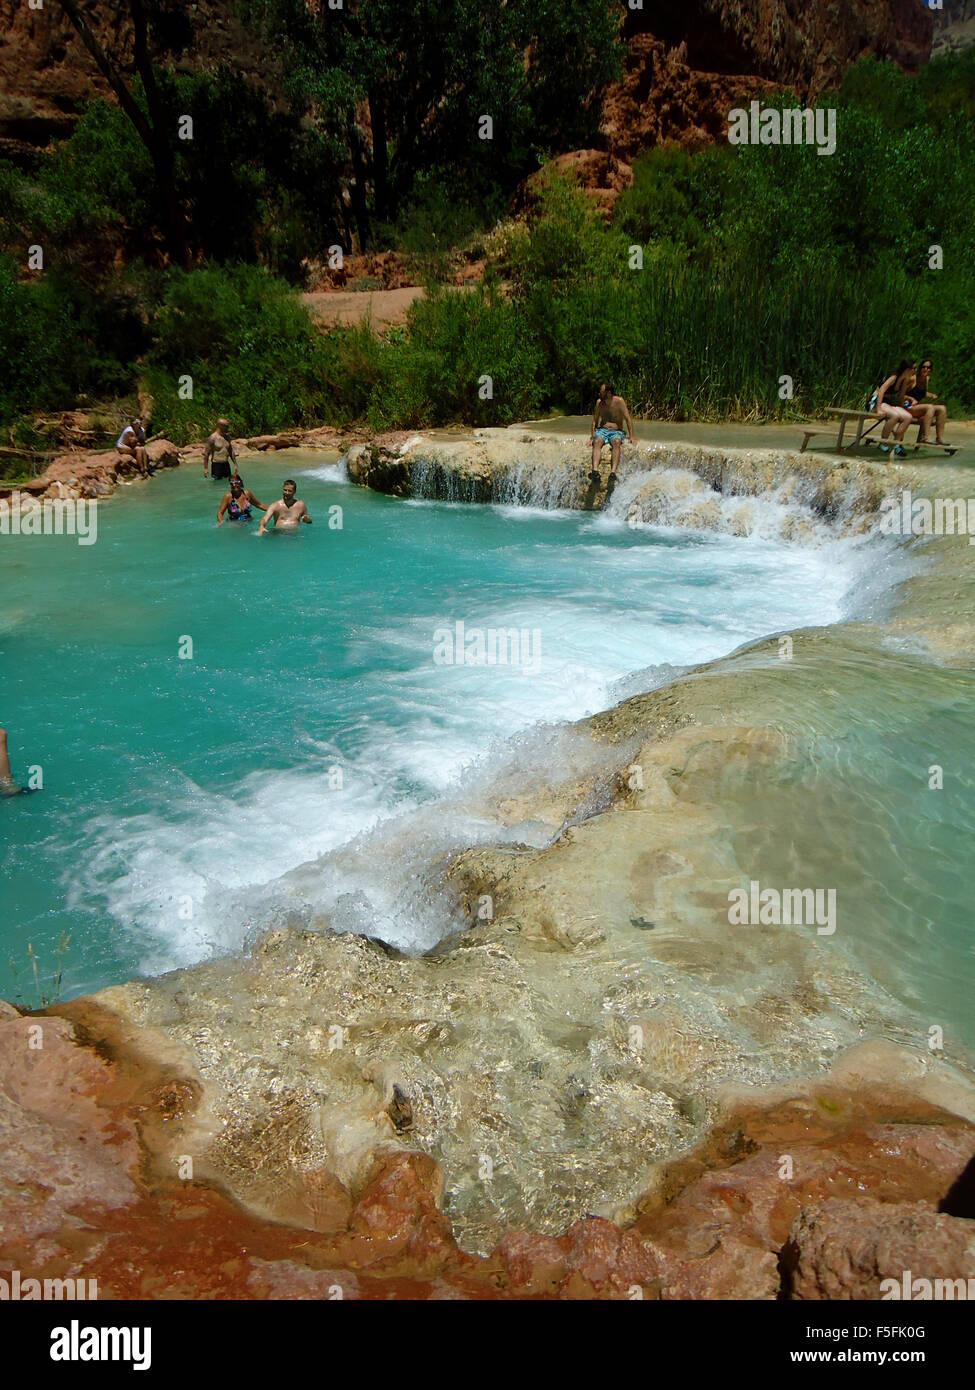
top-left (53, 0), bottom-right (194, 265)
top-left (247, 0), bottom-right (621, 239)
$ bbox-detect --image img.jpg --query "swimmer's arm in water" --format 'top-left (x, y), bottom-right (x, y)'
top-left (216, 491), bottom-right (232, 524)
top-left (298, 501), bottom-right (312, 524)
top-left (247, 490), bottom-right (267, 511)
top-left (257, 501), bottom-right (280, 534)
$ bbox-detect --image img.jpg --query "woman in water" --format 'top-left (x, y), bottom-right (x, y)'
top-left (216, 478), bottom-right (267, 524)
top-left (869, 361), bottom-right (916, 456)
top-left (905, 358), bottom-right (953, 447)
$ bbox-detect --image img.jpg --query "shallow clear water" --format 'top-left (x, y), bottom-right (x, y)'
top-left (0, 454), bottom-right (962, 1040)
top-left (719, 643), bottom-right (975, 1054)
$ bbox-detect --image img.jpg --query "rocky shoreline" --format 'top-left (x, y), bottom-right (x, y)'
top-left (4, 426), bottom-right (974, 1298)
top-left (0, 426), bottom-right (352, 503)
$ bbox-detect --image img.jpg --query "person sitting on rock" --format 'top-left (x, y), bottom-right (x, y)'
top-left (116, 418), bottom-right (149, 477)
top-left (204, 419), bottom-right (237, 481)
top-left (590, 382), bottom-right (634, 485)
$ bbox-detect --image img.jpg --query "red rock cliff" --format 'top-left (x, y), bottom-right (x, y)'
top-left (602, 0), bottom-right (933, 158)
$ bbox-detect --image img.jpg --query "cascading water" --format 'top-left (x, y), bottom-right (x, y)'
top-left (404, 441), bottom-right (891, 535)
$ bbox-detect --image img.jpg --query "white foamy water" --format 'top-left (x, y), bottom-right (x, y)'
top-left (81, 525), bottom-right (905, 973)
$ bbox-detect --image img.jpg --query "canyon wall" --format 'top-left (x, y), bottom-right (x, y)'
top-left (603, 0), bottom-right (933, 157)
top-left (0, 0), bottom-right (940, 166)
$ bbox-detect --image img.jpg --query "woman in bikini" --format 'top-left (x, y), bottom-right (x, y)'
top-left (869, 360), bottom-right (916, 456)
top-left (216, 478), bottom-right (267, 524)
top-left (904, 358), bottom-right (953, 447)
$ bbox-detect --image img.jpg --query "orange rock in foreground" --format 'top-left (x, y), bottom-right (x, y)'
top-left (1, 1000), bottom-right (972, 1299)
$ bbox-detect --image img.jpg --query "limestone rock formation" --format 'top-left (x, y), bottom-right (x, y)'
top-left (932, 0), bottom-right (975, 57)
top-left (782, 1199), bottom-right (975, 1299)
top-left (0, 0), bottom-right (272, 161)
top-left (0, 0), bottom-right (934, 166)
top-left (514, 150), bottom-right (635, 220)
top-left (601, 0), bottom-right (933, 161)
top-left (244, 428), bottom-right (344, 452)
top-left (345, 428), bottom-right (892, 536)
top-left (8, 438), bottom-right (180, 501)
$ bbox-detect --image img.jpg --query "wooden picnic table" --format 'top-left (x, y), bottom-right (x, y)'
top-left (824, 408), bottom-right (884, 450)
top-left (797, 408), bottom-right (886, 453)
top-left (799, 410), bottom-right (959, 456)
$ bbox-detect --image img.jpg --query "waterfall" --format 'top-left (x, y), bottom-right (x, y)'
top-left (402, 440), bottom-right (892, 541)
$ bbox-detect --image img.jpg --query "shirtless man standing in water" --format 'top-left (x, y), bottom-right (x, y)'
top-left (258, 479), bottom-right (312, 534)
top-left (590, 383), bottom-right (635, 483)
top-left (204, 418), bottom-right (236, 480)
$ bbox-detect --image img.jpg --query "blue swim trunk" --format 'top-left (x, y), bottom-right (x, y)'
top-left (594, 426), bottom-right (625, 444)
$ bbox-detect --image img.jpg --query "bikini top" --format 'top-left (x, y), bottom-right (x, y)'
top-left (227, 495), bottom-right (251, 518)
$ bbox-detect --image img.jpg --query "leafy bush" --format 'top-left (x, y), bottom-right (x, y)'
top-left (42, 101), bottom-right (154, 242)
top-left (3, 50), bottom-right (975, 435)
top-left (146, 263), bottom-right (331, 440)
top-left (0, 255), bottom-right (143, 421)
top-left (509, 172), bottom-right (624, 294)
top-left (614, 144), bottom-right (729, 260)
top-left (367, 285), bottom-right (544, 427)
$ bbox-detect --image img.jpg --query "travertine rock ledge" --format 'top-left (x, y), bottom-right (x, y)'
top-left (343, 429), bottom-right (891, 536)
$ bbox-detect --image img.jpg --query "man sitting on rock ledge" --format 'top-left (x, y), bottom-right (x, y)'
top-left (590, 383), bottom-right (634, 486)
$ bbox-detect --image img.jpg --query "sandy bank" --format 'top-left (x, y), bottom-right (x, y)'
top-left (302, 285), bottom-right (427, 329)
